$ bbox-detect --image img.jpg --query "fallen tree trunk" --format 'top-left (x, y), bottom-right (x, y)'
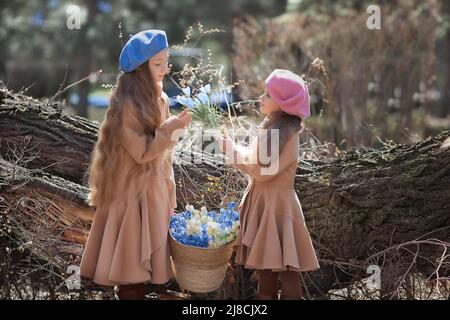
top-left (0, 87), bottom-right (97, 184)
top-left (1, 86), bottom-right (449, 298)
top-left (0, 158), bottom-right (92, 257)
top-left (297, 133), bottom-right (450, 297)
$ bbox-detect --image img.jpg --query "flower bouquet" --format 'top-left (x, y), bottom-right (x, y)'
top-left (176, 84), bottom-right (225, 128)
top-left (169, 202), bottom-right (240, 293)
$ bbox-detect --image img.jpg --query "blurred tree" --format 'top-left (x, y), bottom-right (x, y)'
top-left (439, 0), bottom-right (450, 117)
top-left (294, 0), bottom-right (450, 119)
top-left (73, 0), bottom-right (98, 118)
top-left (233, 0), bottom-right (439, 146)
top-left (0, 0), bottom-right (286, 118)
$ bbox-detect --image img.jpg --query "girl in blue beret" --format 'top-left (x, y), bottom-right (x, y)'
top-left (80, 29), bottom-right (192, 299)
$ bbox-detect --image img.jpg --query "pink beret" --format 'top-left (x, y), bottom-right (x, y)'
top-left (265, 69), bottom-right (310, 118)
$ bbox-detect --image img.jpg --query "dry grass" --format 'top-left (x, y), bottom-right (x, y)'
top-left (232, 1), bottom-right (439, 148)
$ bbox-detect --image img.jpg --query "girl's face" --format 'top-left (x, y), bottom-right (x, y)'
top-left (148, 48), bottom-right (169, 84)
top-left (259, 89), bottom-right (282, 115)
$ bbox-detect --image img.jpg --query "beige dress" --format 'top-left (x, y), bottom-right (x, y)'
top-left (80, 93), bottom-right (183, 286)
top-left (229, 133), bottom-right (319, 272)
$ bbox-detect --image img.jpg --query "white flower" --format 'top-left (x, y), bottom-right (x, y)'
top-left (206, 221), bottom-right (221, 236)
top-left (186, 224), bottom-right (194, 236)
top-left (186, 219), bottom-right (202, 236)
top-left (207, 221), bottom-right (219, 229)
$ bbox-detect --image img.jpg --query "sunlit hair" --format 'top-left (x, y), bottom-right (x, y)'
top-left (87, 61), bottom-right (162, 208)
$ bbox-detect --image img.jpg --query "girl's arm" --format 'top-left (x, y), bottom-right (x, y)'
top-left (162, 92), bottom-right (178, 210)
top-left (121, 100), bottom-right (185, 164)
top-left (223, 134), bottom-right (298, 182)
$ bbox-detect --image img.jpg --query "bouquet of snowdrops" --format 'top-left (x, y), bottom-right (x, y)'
top-left (176, 84), bottom-right (226, 128)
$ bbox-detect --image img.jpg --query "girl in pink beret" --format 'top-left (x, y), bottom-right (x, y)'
top-left (219, 69), bottom-right (319, 300)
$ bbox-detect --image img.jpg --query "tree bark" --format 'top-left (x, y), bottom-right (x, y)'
top-left (439, 0), bottom-right (450, 118)
top-left (0, 88), bottom-right (97, 184)
top-left (1, 86), bottom-right (449, 297)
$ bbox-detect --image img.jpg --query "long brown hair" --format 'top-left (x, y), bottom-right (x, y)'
top-left (87, 62), bottom-right (162, 208)
top-left (256, 111), bottom-right (303, 166)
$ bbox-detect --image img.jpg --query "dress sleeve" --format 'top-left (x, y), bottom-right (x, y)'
top-left (161, 93), bottom-right (179, 209)
top-left (121, 99), bottom-right (185, 164)
top-left (226, 133), bottom-right (298, 182)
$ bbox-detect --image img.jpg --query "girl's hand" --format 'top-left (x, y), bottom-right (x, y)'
top-left (176, 109), bottom-right (192, 127)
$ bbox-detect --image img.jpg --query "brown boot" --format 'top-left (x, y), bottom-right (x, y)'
top-left (257, 292), bottom-right (278, 300)
top-left (257, 270), bottom-right (279, 300)
top-left (117, 283), bottom-right (145, 300)
top-left (279, 271), bottom-right (303, 300)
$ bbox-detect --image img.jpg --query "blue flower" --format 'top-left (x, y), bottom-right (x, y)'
top-left (207, 211), bottom-right (216, 219)
top-left (200, 84), bottom-right (211, 95)
top-left (195, 85), bottom-right (211, 105)
top-left (182, 87), bottom-right (191, 97)
top-left (176, 84), bottom-right (213, 109)
top-left (176, 95), bottom-right (195, 109)
top-left (195, 91), bottom-right (210, 105)
top-left (228, 202), bottom-right (237, 210)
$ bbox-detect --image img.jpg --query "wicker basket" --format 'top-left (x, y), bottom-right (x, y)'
top-left (169, 232), bottom-right (234, 293)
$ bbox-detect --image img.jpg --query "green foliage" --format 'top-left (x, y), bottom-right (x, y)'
top-left (0, 0), bottom-right (287, 73)
top-left (189, 101), bottom-right (222, 128)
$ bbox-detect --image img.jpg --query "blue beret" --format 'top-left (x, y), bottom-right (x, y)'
top-left (119, 29), bottom-right (168, 72)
